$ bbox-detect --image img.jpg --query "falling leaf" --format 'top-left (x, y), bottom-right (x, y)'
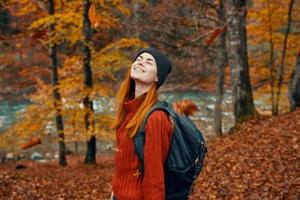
top-left (21, 137), bottom-right (42, 149)
top-left (206, 26), bottom-right (227, 45)
top-left (88, 3), bottom-right (100, 28)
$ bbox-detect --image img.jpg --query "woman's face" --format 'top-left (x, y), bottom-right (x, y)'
top-left (130, 52), bottom-right (158, 85)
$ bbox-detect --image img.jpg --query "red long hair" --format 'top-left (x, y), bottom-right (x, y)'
top-left (111, 68), bottom-right (158, 137)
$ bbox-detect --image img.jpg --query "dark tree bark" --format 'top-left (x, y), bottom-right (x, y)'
top-left (83, 0), bottom-right (96, 164)
top-left (226, 0), bottom-right (256, 125)
top-left (132, 3), bottom-right (140, 38)
top-left (74, 140), bottom-right (78, 153)
top-left (274, 0), bottom-right (295, 115)
top-left (48, 0), bottom-right (67, 166)
top-left (214, 0), bottom-right (228, 137)
top-left (266, 0), bottom-right (276, 115)
top-left (288, 52), bottom-right (300, 111)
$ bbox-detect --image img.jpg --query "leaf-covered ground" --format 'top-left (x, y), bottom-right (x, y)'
top-left (0, 155), bottom-right (114, 200)
top-left (190, 109), bottom-right (300, 200)
top-left (0, 109), bottom-right (299, 200)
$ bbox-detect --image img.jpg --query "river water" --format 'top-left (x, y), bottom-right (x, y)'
top-left (0, 90), bottom-right (270, 139)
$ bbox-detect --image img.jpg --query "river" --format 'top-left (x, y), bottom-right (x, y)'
top-left (0, 90), bottom-right (270, 139)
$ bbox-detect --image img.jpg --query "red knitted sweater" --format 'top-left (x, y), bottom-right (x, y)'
top-left (112, 93), bottom-right (174, 200)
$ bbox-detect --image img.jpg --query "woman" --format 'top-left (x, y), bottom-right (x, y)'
top-left (110, 47), bottom-right (173, 200)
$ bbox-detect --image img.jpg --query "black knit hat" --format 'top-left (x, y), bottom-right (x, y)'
top-left (134, 47), bottom-right (172, 88)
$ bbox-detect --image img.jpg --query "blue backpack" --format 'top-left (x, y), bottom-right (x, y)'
top-left (134, 100), bottom-right (207, 200)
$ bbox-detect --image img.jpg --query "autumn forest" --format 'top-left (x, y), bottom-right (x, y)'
top-left (0, 0), bottom-right (299, 199)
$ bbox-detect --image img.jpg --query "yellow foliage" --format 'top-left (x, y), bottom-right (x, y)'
top-left (30, 12), bottom-right (83, 46)
top-left (7, 0), bottom-right (39, 16)
top-left (248, 0), bottom-right (300, 106)
top-left (93, 38), bottom-right (147, 68)
top-left (25, 0), bottom-right (129, 46)
top-left (115, 4), bottom-right (131, 16)
top-left (100, 38), bottom-right (147, 53)
top-left (3, 0), bottom-right (149, 148)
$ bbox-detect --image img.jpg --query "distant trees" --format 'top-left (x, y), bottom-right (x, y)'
top-left (124, 0), bottom-right (217, 85)
top-left (1, 0), bottom-right (300, 156)
top-left (274, 0), bottom-right (296, 115)
top-left (205, 0), bottom-right (299, 132)
top-left (2, 0), bottom-right (145, 165)
top-left (247, 0), bottom-right (299, 115)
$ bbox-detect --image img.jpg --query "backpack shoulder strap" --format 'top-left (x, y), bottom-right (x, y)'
top-left (139, 101), bottom-right (174, 133)
top-left (134, 100), bottom-right (174, 173)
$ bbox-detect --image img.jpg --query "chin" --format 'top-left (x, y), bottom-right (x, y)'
top-left (132, 78), bottom-right (152, 85)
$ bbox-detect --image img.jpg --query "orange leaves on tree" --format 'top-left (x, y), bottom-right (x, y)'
top-left (88, 3), bottom-right (100, 28)
top-left (31, 29), bottom-right (48, 41)
top-left (206, 26), bottom-right (227, 45)
top-left (21, 137), bottom-right (42, 149)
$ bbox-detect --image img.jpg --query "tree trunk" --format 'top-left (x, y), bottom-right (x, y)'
top-left (133, 3), bottom-right (140, 38)
top-left (266, 0), bottom-right (276, 115)
top-left (274, 0), bottom-right (295, 115)
top-left (226, 0), bottom-right (256, 126)
top-left (83, 0), bottom-right (96, 164)
top-left (288, 52), bottom-right (300, 111)
top-left (48, 0), bottom-right (67, 167)
top-left (214, 0), bottom-right (227, 137)
top-left (74, 140), bottom-right (78, 153)
top-left (227, 0), bottom-right (255, 125)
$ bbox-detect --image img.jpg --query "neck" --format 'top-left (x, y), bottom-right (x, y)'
top-left (134, 81), bottom-right (152, 98)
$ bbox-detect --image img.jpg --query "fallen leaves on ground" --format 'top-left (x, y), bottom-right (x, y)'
top-left (190, 109), bottom-right (300, 200)
top-left (0, 155), bottom-right (114, 200)
top-left (1, 109), bottom-right (300, 199)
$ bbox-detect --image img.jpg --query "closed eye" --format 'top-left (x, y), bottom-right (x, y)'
top-left (147, 61), bottom-right (153, 65)
top-left (146, 58), bottom-right (155, 65)
top-left (137, 55), bottom-right (143, 61)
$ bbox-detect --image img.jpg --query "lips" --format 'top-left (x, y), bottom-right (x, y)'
top-left (134, 66), bottom-right (145, 73)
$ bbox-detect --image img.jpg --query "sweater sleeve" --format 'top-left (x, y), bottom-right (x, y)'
top-left (142, 110), bottom-right (174, 200)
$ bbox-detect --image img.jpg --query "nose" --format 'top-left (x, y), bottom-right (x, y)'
top-left (137, 60), bottom-right (143, 66)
